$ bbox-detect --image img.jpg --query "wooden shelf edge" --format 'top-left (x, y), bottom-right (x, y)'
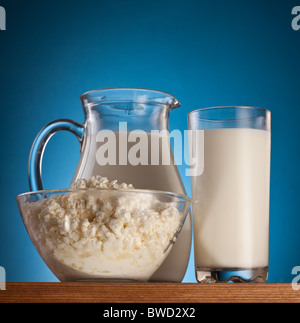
top-left (0, 282), bottom-right (299, 303)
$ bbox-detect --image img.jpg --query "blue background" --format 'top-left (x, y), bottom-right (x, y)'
top-left (0, 0), bottom-right (299, 283)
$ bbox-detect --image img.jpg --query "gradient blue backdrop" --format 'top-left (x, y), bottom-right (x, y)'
top-left (0, 0), bottom-right (299, 283)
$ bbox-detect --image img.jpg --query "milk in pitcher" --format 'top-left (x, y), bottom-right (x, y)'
top-left (72, 131), bottom-right (192, 282)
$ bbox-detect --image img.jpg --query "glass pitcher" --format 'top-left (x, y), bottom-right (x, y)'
top-left (28, 88), bottom-right (192, 282)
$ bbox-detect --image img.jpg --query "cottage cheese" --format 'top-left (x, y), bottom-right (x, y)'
top-left (23, 176), bottom-right (183, 281)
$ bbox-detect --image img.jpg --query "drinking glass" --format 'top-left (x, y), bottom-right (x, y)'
top-left (188, 106), bottom-right (271, 283)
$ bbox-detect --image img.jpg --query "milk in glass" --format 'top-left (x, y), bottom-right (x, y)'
top-left (191, 128), bottom-right (270, 270)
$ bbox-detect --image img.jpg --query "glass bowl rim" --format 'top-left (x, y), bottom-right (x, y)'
top-left (16, 187), bottom-right (192, 203)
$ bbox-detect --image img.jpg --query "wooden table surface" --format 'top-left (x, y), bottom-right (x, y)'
top-left (0, 282), bottom-right (299, 303)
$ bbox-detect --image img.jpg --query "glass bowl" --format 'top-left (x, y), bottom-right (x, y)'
top-left (16, 188), bottom-right (191, 282)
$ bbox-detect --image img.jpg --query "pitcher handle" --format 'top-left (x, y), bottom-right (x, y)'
top-left (28, 119), bottom-right (84, 191)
